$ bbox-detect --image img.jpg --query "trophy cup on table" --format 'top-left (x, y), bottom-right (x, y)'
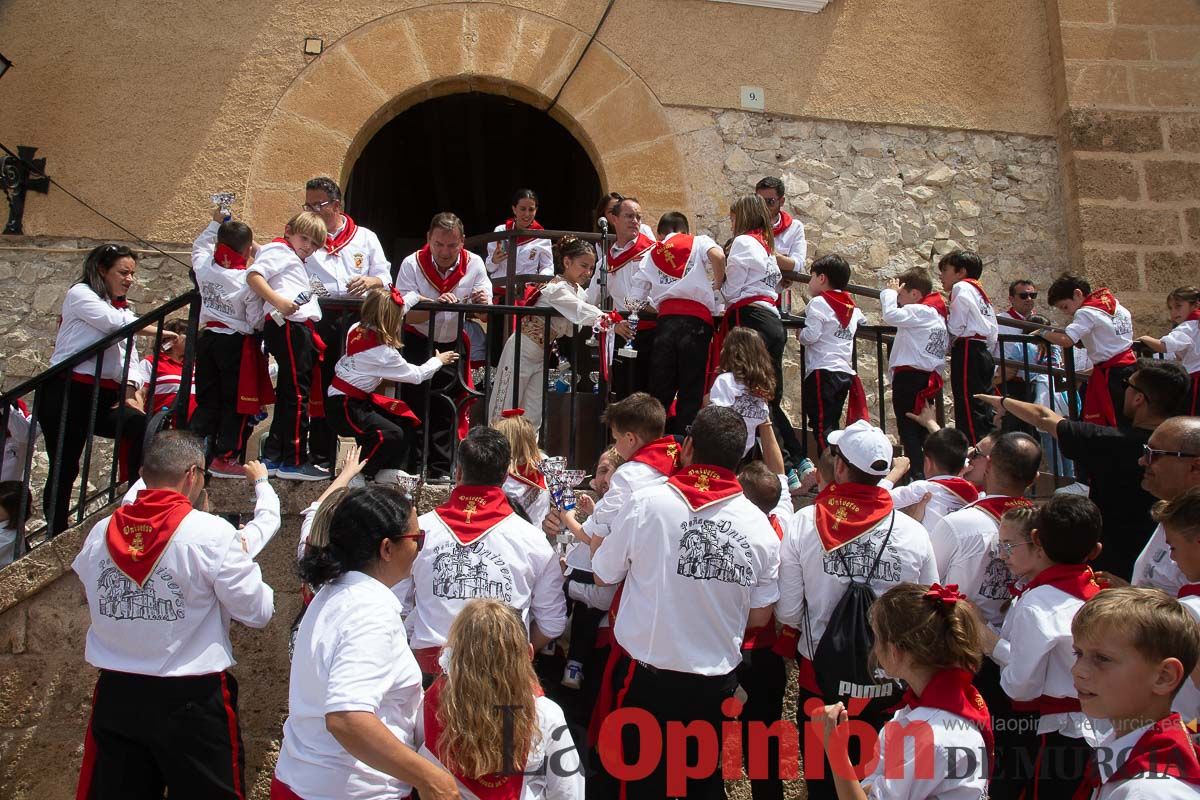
top-left (210, 192), bottom-right (235, 221)
top-left (618, 298), bottom-right (648, 359)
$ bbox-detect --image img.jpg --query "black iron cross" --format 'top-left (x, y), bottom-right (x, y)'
top-left (1, 145), bottom-right (49, 235)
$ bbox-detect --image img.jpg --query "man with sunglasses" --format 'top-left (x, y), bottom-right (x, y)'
top-left (1131, 416), bottom-right (1200, 594)
top-left (754, 177), bottom-right (806, 276)
top-left (995, 280), bottom-right (1039, 436)
top-left (975, 358), bottom-right (1189, 580)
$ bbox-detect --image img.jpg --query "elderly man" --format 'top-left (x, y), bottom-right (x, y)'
top-left (1132, 416), bottom-right (1200, 594)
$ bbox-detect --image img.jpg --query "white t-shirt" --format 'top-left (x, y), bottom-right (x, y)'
top-left (1161, 320), bottom-right (1200, 374)
top-left (485, 223), bottom-right (553, 281)
top-left (629, 232), bottom-right (721, 315)
top-left (246, 241), bottom-right (323, 324)
top-left (304, 220), bottom-right (392, 298)
top-left (880, 288), bottom-right (948, 376)
top-left (328, 323), bottom-right (443, 396)
top-left (415, 694), bottom-right (585, 800)
top-left (275, 571), bottom-right (423, 800)
top-left (708, 372), bottom-right (770, 455)
top-left (123, 480), bottom-right (280, 559)
top-left (772, 214), bottom-right (807, 272)
top-left (72, 506), bottom-right (274, 676)
top-left (865, 705), bottom-right (989, 799)
top-left (948, 281), bottom-right (998, 345)
top-left (192, 222), bottom-right (258, 334)
top-left (592, 480), bottom-right (780, 675)
top-left (392, 250), bottom-right (492, 343)
top-left (51, 284), bottom-right (145, 387)
top-left (776, 503), bottom-right (939, 661)
top-left (569, 454), bottom-right (673, 571)
top-left (932, 502), bottom-right (1017, 630)
top-left (1133, 524), bottom-right (1188, 596)
top-left (885, 476), bottom-right (974, 533)
top-left (586, 233), bottom-right (655, 313)
top-left (723, 234), bottom-right (782, 312)
top-left (1087, 720), bottom-right (1200, 799)
top-left (409, 506), bottom-right (567, 650)
top-left (1066, 304), bottom-right (1135, 363)
top-left (991, 584), bottom-right (1094, 738)
top-left (798, 293), bottom-right (864, 375)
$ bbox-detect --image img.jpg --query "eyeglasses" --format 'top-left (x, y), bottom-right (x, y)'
top-left (1122, 377), bottom-right (1146, 395)
top-left (996, 540), bottom-right (1032, 557)
top-left (302, 199), bottom-right (335, 212)
top-left (760, 196), bottom-right (782, 207)
top-left (398, 530), bottom-right (426, 552)
top-left (1015, 292), bottom-right (1038, 300)
top-left (967, 446), bottom-right (989, 461)
top-left (1142, 444), bottom-right (1200, 464)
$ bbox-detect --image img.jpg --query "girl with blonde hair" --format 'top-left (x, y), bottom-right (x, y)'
top-left (326, 286), bottom-right (458, 484)
top-left (493, 411), bottom-right (551, 528)
top-left (488, 235), bottom-right (607, 428)
top-left (417, 599), bottom-right (584, 799)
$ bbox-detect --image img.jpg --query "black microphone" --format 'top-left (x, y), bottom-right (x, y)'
top-left (598, 218), bottom-right (609, 232)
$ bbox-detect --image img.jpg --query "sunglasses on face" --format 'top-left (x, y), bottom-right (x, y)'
top-left (967, 446), bottom-right (988, 461)
top-left (1142, 445), bottom-right (1200, 464)
top-left (398, 530), bottom-right (426, 551)
top-left (1015, 292), bottom-right (1038, 300)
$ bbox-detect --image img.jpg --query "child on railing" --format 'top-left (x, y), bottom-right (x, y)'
top-left (487, 236), bottom-right (607, 429)
top-left (326, 287), bottom-right (455, 486)
top-left (137, 318), bottom-right (195, 418)
top-left (246, 212), bottom-right (329, 481)
top-left (939, 249), bottom-right (998, 444)
top-left (191, 206), bottom-right (271, 478)
top-left (1138, 286), bottom-right (1200, 415)
top-left (706, 327), bottom-right (774, 458)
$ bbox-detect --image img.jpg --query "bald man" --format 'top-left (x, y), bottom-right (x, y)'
top-left (1132, 416), bottom-right (1200, 595)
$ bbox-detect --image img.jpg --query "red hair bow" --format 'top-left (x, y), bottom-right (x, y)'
top-left (390, 286), bottom-right (406, 308)
top-left (501, 408), bottom-right (525, 418)
top-left (924, 583), bottom-right (965, 606)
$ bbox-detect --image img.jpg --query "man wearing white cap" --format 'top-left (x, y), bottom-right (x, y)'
top-left (776, 419), bottom-right (938, 800)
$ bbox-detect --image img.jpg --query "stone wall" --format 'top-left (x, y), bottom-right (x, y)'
top-left (0, 238), bottom-right (195, 388)
top-left (1048, 0), bottom-right (1200, 328)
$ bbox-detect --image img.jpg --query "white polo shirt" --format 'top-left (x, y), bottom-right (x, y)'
top-left (708, 372), bottom-right (769, 455)
top-left (932, 501), bottom-right (1018, 630)
top-left (797, 292), bottom-right (863, 375)
top-left (1133, 524), bottom-right (1188, 596)
top-left (1161, 319), bottom-right (1200, 374)
top-left (592, 470), bottom-right (780, 675)
top-left (304, 218), bottom-right (391, 298)
top-left (247, 241), bottom-right (322, 324)
top-left (948, 280), bottom-right (997, 344)
top-left (723, 234), bottom-right (782, 313)
top-left (392, 249), bottom-right (491, 343)
top-left (275, 571), bottom-right (423, 800)
top-left (51, 284), bottom-right (146, 388)
top-left (1066, 303), bottom-right (1135, 363)
top-left (880, 288), bottom-right (948, 376)
top-left (72, 506), bottom-right (274, 677)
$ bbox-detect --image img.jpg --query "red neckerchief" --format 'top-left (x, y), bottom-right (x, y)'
top-left (743, 229), bottom-right (771, 255)
top-left (325, 214), bottom-right (358, 255)
top-left (270, 236), bottom-right (295, 251)
top-left (607, 232), bottom-right (655, 271)
top-left (921, 292), bottom-right (949, 319)
top-left (505, 217), bottom-right (544, 246)
top-left (651, 234), bottom-right (695, 280)
top-left (962, 278), bottom-right (990, 306)
top-left (813, 482), bottom-right (894, 551)
top-left (666, 464), bottom-right (742, 511)
top-left (416, 245), bottom-right (469, 295)
top-left (105, 489), bottom-right (193, 587)
top-left (772, 211), bottom-right (794, 237)
top-left (213, 243), bottom-right (247, 270)
top-left (629, 436), bottom-right (681, 476)
top-left (820, 290), bottom-right (857, 328)
top-left (345, 325), bottom-right (387, 356)
top-left (968, 495), bottom-right (1033, 523)
top-left (902, 668), bottom-right (994, 778)
top-left (1179, 584), bottom-right (1200, 599)
top-left (929, 477), bottom-right (980, 504)
top-left (1081, 288), bottom-right (1119, 316)
top-left (422, 675), bottom-right (542, 800)
top-left (111, 296), bottom-right (129, 310)
top-left (509, 464), bottom-right (546, 491)
top-left (433, 486), bottom-right (515, 545)
top-left (1074, 714), bottom-right (1200, 800)
top-left (1006, 307), bottom-right (1027, 321)
top-left (1187, 308), bottom-right (1200, 323)
top-left (1018, 563), bottom-right (1103, 601)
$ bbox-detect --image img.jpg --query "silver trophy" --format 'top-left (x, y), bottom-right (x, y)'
top-left (393, 473), bottom-right (421, 497)
top-left (538, 458), bottom-right (588, 554)
top-left (210, 192), bottom-right (235, 219)
top-left (618, 298), bottom-right (648, 359)
top-left (586, 318), bottom-right (601, 348)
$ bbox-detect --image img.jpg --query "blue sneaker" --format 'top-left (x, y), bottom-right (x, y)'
top-left (786, 468), bottom-right (802, 492)
top-left (262, 458), bottom-right (282, 477)
top-left (276, 462), bottom-right (331, 482)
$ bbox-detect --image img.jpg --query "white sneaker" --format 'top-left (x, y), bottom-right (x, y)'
top-left (561, 660), bottom-right (584, 690)
top-left (374, 468), bottom-right (419, 485)
top-left (347, 474), bottom-right (367, 489)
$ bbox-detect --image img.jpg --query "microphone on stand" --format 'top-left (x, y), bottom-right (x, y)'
top-left (598, 218), bottom-right (609, 232)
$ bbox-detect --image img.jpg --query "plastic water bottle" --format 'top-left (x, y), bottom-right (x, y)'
top-left (554, 358), bottom-right (572, 393)
top-left (547, 362), bottom-right (561, 393)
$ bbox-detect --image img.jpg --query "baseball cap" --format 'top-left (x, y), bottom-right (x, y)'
top-left (826, 420), bottom-right (893, 476)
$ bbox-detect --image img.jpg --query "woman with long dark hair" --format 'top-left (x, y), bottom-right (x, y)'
top-left (486, 189), bottom-right (552, 284)
top-left (273, 485), bottom-right (459, 800)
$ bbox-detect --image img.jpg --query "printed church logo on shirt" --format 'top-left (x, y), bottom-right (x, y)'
top-left (430, 542), bottom-right (514, 603)
top-left (676, 518), bottom-right (755, 586)
top-left (980, 552), bottom-right (1016, 601)
top-left (731, 392), bottom-right (769, 423)
top-left (926, 328), bottom-right (948, 358)
top-left (821, 534), bottom-right (901, 583)
top-left (96, 560), bottom-right (185, 622)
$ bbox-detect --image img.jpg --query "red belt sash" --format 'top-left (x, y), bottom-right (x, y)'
top-left (708, 294), bottom-right (777, 387)
top-left (742, 613), bottom-right (778, 650)
top-left (330, 376), bottom-right (420, 425)
top-left (70, 372), bottom-right (122, 392)
top-left (412, 646), bottom-right (442, 676)
top-left (658, 298), bottom-right (713, 326)
top-left (894, 365), bottom-right (944, 415)
top-left (1083, 348), bottom-right (1136, 427)
top-left (236, 335), bottom-right (276, 416)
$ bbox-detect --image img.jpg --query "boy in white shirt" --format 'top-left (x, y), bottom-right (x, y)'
top-left (880, 426), bottom-right (977, 530)
top-left (797, 254), bottom-right (867, 454)
top-left (1139, 285), bottom-right (1200, 416)
top-left (191, 206), bottom-right (264, 477)
top-left (1149, 488), bottom-right (1200, 725)
top-left (938, 249), bottom-right (998, 445)
top-left (1044, 274), bottom-right (1136, 430)
top-left (246, 211), bottom-right (328, 481)
top-left (880, 268), bottom-right (948, 476)
top-left (1071, 588), bottom-right (1200, 800)
top-left (975, 494), bottom-right (1105, 799)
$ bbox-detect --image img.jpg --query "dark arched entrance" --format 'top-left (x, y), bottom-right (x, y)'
top-left (345, 92), bottom-right (602, 265)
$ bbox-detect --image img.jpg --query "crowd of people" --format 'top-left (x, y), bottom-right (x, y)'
top-left (21, 172), bottom-right (1200, 799)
